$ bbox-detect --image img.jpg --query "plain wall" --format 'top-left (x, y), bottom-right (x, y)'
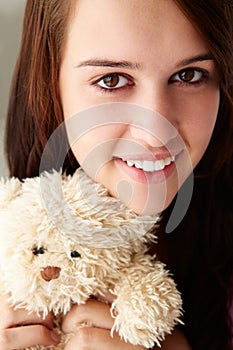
top-left (0, 0), bottom-right (26, 177)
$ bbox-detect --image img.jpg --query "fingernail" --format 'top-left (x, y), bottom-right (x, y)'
top-left (51, 331), bottom-right (60, 343)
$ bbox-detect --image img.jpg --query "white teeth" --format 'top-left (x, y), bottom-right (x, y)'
top-left (125, 156), bottom-right (175, 172)
top-left (164, 156), bottom-right (174, 166)
top-left (143, 160), bottom-right (155, 172)
top-left (135, 161), bottom-right (143, 169)
top-left (154, 160), bottom-right (165, 171)
top-left (126, 160), bottom-right (134, 167)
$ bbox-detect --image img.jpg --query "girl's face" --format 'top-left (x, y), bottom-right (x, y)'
top-left (59, 0), bottom-right (219, 215)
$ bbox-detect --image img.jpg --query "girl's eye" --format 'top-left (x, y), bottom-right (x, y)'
top-left (95, 73), bottom-right (132, 90)
top-left (170, 68), bottom-right (208, 85)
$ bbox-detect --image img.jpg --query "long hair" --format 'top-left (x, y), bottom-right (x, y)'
top-left (5, 0), bottom-right (78, 179)
top-left (5, 1), bottom-right (233, 349)
top-left (160, 2), bottom-right (233, 349)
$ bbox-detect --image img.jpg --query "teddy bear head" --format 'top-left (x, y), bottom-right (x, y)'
top-left (0, 169), bottom-right (158, 317)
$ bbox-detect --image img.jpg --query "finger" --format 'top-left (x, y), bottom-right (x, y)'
top-left (95, 291), bottom-right (116, 304)
top-left (65, 327), bottom-right (145, 350)
top-left (0, 295), bottom-right (54, 330)
top-left (0, 325), bottom-right (60, 350)
top-left (1, 305), bottom-right (54, 330)
top-left (62, 300), bottom-right (114, 333)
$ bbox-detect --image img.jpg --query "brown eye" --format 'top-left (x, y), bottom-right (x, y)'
top-left (33, 247), bottom-right (45, 255)
top-left (102, 74), bottom-right (120, 88)
top-left (170, 68), bottom-right (206, 85)
top-left (96, 73), bottom-right (130, 90)
top-left (179, 69), bottom-right (195, 82)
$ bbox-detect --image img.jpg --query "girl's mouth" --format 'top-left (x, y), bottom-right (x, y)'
top-left (124, 156), bottom-right (175, 172)
top-left (113, 154), bottom-right (178, 184)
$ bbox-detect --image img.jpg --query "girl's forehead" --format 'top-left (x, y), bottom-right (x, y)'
top-left (64, 0), bottom-right (208, 68)
top-left (68, 0), bottom-right (197, 37)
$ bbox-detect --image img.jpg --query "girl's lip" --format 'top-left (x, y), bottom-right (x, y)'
top-left (120, 154), bottom-right (173, 161)
top-left (114, 155), bottom-right (178, 184)
top-left (113, 149), bottom-right (182, 162)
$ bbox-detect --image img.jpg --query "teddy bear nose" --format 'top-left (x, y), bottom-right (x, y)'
top-left (40, 266), bottom-right (61, 281)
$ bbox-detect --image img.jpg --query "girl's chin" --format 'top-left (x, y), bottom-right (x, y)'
top-left (122, 199), bottom-right (171, 216)
top-left (92, 162), bottom-right (179, 215)
top-left (112, 186), bottom-right (174, 216)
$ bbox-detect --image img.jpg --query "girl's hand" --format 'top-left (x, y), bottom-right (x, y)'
top-left (0, 295), bottom-right (60, 349)
top-left (62, 294), bottom-right (192, 350)
top-left (62, 294), bottom-right (146, 350)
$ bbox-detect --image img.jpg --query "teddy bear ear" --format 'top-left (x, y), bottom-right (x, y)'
top-left (0, 177), bottom-right (22, 209)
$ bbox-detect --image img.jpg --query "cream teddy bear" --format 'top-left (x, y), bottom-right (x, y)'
top-left (0, 168), bottom-right (182, 349)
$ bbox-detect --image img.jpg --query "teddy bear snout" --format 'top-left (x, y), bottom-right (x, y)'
top-left (40, 266), bottom-right (61, 282)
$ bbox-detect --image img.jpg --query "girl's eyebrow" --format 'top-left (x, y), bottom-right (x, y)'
top-left (75, 59), bottom-right (141, 69)
top-left (75, 53), bottom-right (214, 70)
top-left (176, 53), bottom-right (214, 68)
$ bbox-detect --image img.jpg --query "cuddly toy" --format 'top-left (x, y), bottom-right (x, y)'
top-left (0, 168), bottom-right (182, 349)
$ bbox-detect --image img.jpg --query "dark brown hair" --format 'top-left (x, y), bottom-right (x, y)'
top-left (5, 0), bottom-right (78, 179)
top-left (5, 1), bottom-right (233, 349)
top-left (161, 2), bottom-right (233, 349)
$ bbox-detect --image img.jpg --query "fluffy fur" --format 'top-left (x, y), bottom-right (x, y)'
top-left (0, 168), bottom-right (182, 349)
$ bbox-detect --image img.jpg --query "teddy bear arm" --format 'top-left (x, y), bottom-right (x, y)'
top-left (109, 255), bottom-right (183, 348)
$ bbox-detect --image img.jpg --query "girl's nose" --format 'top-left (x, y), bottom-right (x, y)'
top-left (128, 110), bottom-right (178, 149)
top-left (128, 89), bottom-right (177, 148)
top-left (129, 125), bottom-right (164, 148)
top-left (40, 266), bottom-right (61, 281)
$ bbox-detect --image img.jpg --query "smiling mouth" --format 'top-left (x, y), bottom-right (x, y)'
top-left (122, 156), bottom-right (175, 172)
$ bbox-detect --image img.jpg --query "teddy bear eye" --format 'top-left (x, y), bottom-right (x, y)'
top-left (33, 247), bottom-right (45, 255)
top-left (70, 251), bottom-right (81, 258)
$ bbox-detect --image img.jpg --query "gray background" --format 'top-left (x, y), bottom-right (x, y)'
top-left (0, 0), bottom-right (26, 176)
